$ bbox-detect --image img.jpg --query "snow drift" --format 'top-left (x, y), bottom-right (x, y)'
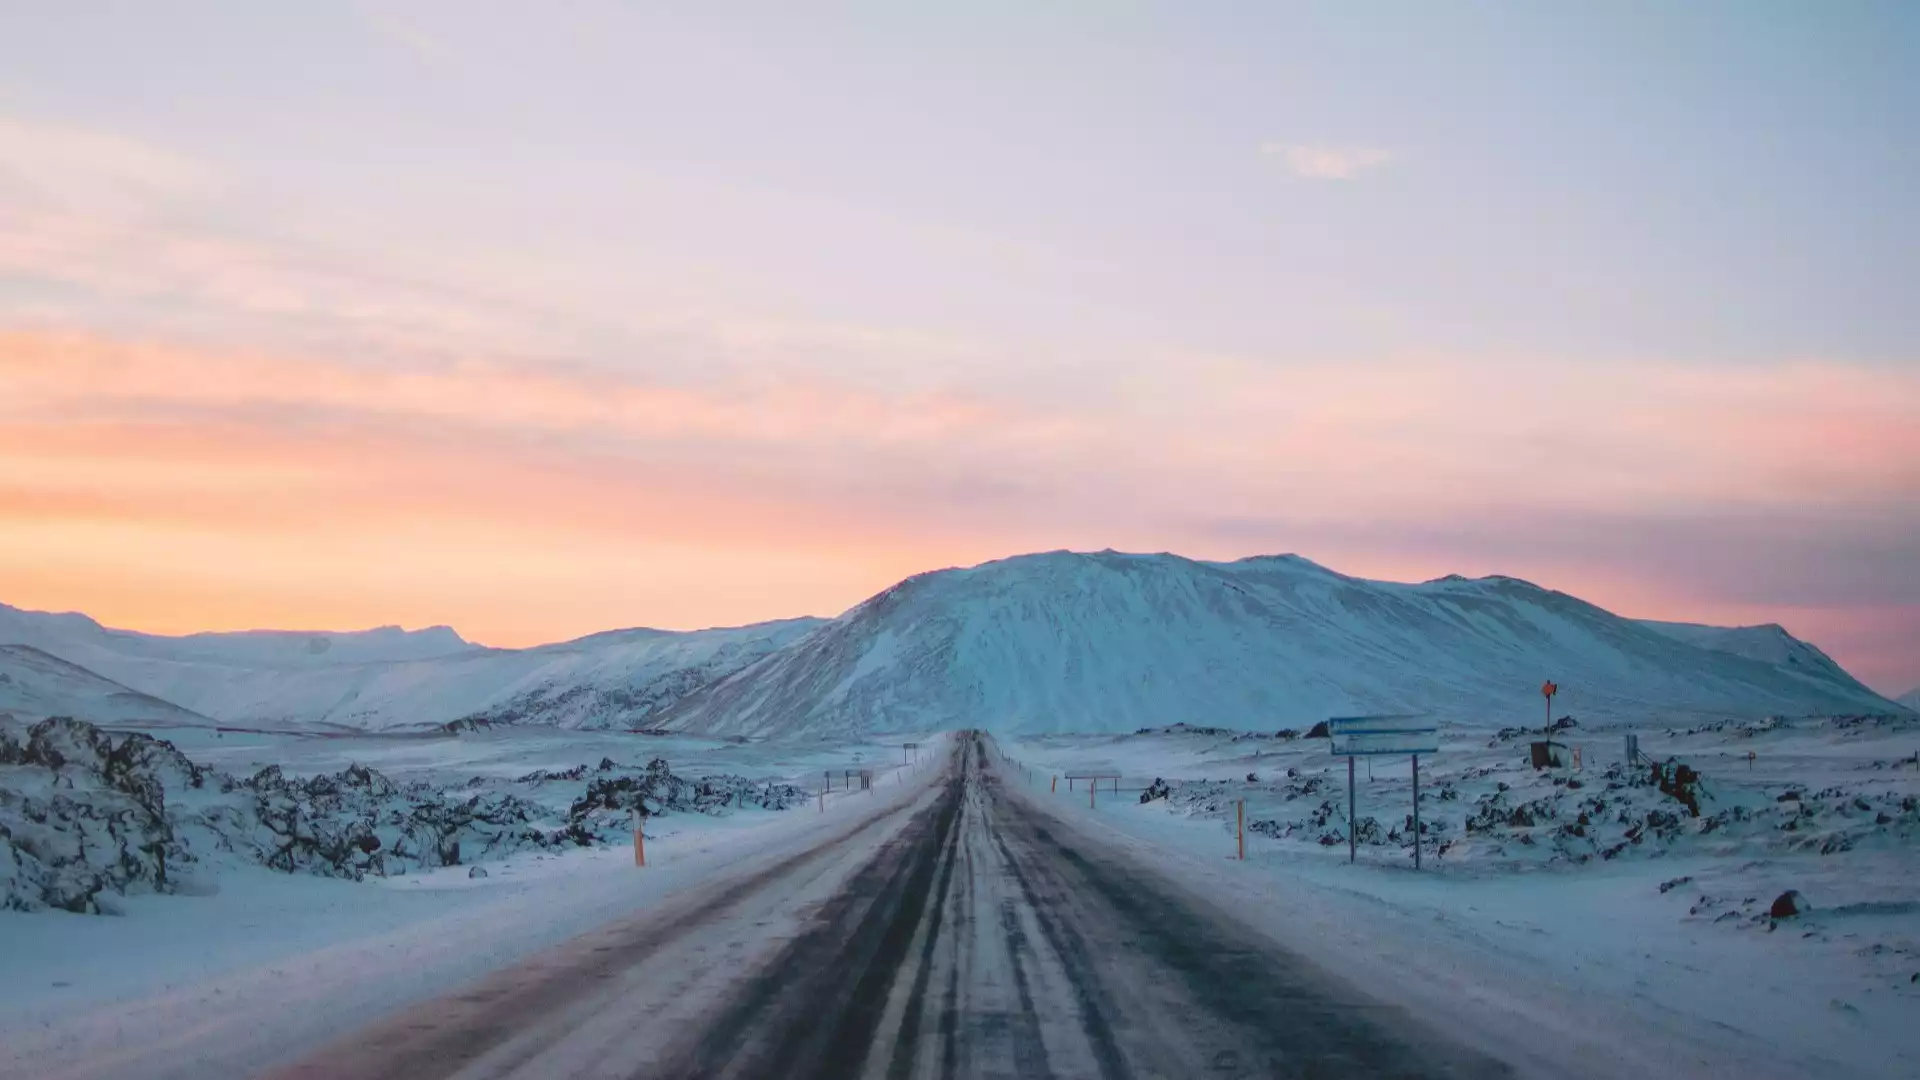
top-left (653, 551), bottom-right (1898, 737)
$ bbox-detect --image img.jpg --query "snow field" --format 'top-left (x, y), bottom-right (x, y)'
top-left (1000, 720), bottom-right (1919, 1080)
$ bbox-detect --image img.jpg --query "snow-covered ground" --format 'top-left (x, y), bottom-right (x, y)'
top-left (6, 686), bottom-right (1916, 1079)
top-left (151, 723), bottom-right (932, 787)
top-left (1000, 716), bottom-right (1920, 1080)
top-left (0, 727), bottom-right (948, 1079)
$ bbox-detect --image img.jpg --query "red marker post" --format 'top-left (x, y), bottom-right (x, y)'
top-left (1542, 680), bottom-right (1559, 733)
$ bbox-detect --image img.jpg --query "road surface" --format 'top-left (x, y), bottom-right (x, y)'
top-left (266, 733), bottom-right (1511, 1079)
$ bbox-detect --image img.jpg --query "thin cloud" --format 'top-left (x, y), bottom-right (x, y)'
top-left (1260, 142), bottom-right (1395, 180)
top-left (353, 3), bottom-right (465, 66)
top-left (0, 114), bottom-right (209, 217)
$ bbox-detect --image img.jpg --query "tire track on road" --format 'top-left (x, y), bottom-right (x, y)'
top-left (655, 768), bottom-right (966, 1079)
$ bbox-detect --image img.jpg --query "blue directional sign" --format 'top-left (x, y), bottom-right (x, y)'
top-left (1327, 715), bottom-right (1438, 756)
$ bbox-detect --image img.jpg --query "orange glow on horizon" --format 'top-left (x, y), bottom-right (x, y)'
top-left (3, 329), bottom-right (1916, 689)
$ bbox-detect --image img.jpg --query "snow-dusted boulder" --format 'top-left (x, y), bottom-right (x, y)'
top-left (0, 717), bottom-right (204, 913)
top-left (3, 717), bottom-right (810, 914)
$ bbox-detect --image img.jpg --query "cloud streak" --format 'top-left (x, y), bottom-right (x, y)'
top-left (1261, 142), bottom-right (1395, 179)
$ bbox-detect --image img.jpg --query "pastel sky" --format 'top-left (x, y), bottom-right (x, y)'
top-left (1, 3), bottom-right (1916, 693)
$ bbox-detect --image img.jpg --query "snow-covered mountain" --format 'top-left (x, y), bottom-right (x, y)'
top-left (1898, 687), bottom-right (1920, 712)
top-left (0, 602), bottom-right (824, 731)
top-left (0, 604), bottom-right (477, 672)
top-left (1634, 620), bottom-right (1857, 682)
top-left (0, 644), bottom-right (214, 729)
top-left (4, 551), bottom-right (1897, 738)
top-left (653, 551), bottom-right (1899, 738)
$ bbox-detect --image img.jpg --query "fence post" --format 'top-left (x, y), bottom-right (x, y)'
top-left (1052, 775), bottom-right (1057, 793)
top-left (632, 808), bottom-right (646, 868)
top-left (1237, 799), bottom-right (1245, 860)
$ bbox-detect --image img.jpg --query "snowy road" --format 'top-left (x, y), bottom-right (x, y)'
top-left (265, 734), bottom-right (1510, 1080)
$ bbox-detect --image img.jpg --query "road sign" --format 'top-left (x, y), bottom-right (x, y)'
top-left (1065, 771), bottom-right (1121, 807)
top-left (1326, 715), bottom-right (1438, 870)
top-left (1327, 715), bottom-right (1438, 756)
top-left (1542, 680), bottom-right (1558, 699)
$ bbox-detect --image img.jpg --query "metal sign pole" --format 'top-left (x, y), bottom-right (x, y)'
top-left (1411, 753), bottom-right (1421, 871)
top-left (1347, 756), bottom-right (1357, 864)
top-left (1329, 715), bottom-right (1438, 872)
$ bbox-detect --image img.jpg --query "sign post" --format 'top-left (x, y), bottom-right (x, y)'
top-left (1542, 680), bottom-right (1558, 733)
top-left (1327, 715), bottom-right (1439, 869)
top-left (1347, 757), bottom-right (1356, 864)
top-left (1066, 772), bottom-right (1120, 809)
top-left (1410, 753), bottom-right (1421, 869)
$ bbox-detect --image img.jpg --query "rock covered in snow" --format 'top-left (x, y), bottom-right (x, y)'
top-left (562, 757), bottom-right (806, 841)
top-left (1770, 890), bottom-right (1810, 919)
top-left (0, 717), bottom-right (210, 913)
top-left (1, 717), bottom-right (810, 914)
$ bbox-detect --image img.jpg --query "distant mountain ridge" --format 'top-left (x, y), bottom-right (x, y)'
top-left (1898, 687), bottom-right (1920, 712)
top-left (0, 601), bottom-right (822, 731)
top-left (0, 644), bottom-right (217, 729)
top-left (0, 604), bottom-right (476, 669)
top-left (1634, 620), bottom-right (1856, 682)
top-left (0, 551), bottom-right (1899, 736)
